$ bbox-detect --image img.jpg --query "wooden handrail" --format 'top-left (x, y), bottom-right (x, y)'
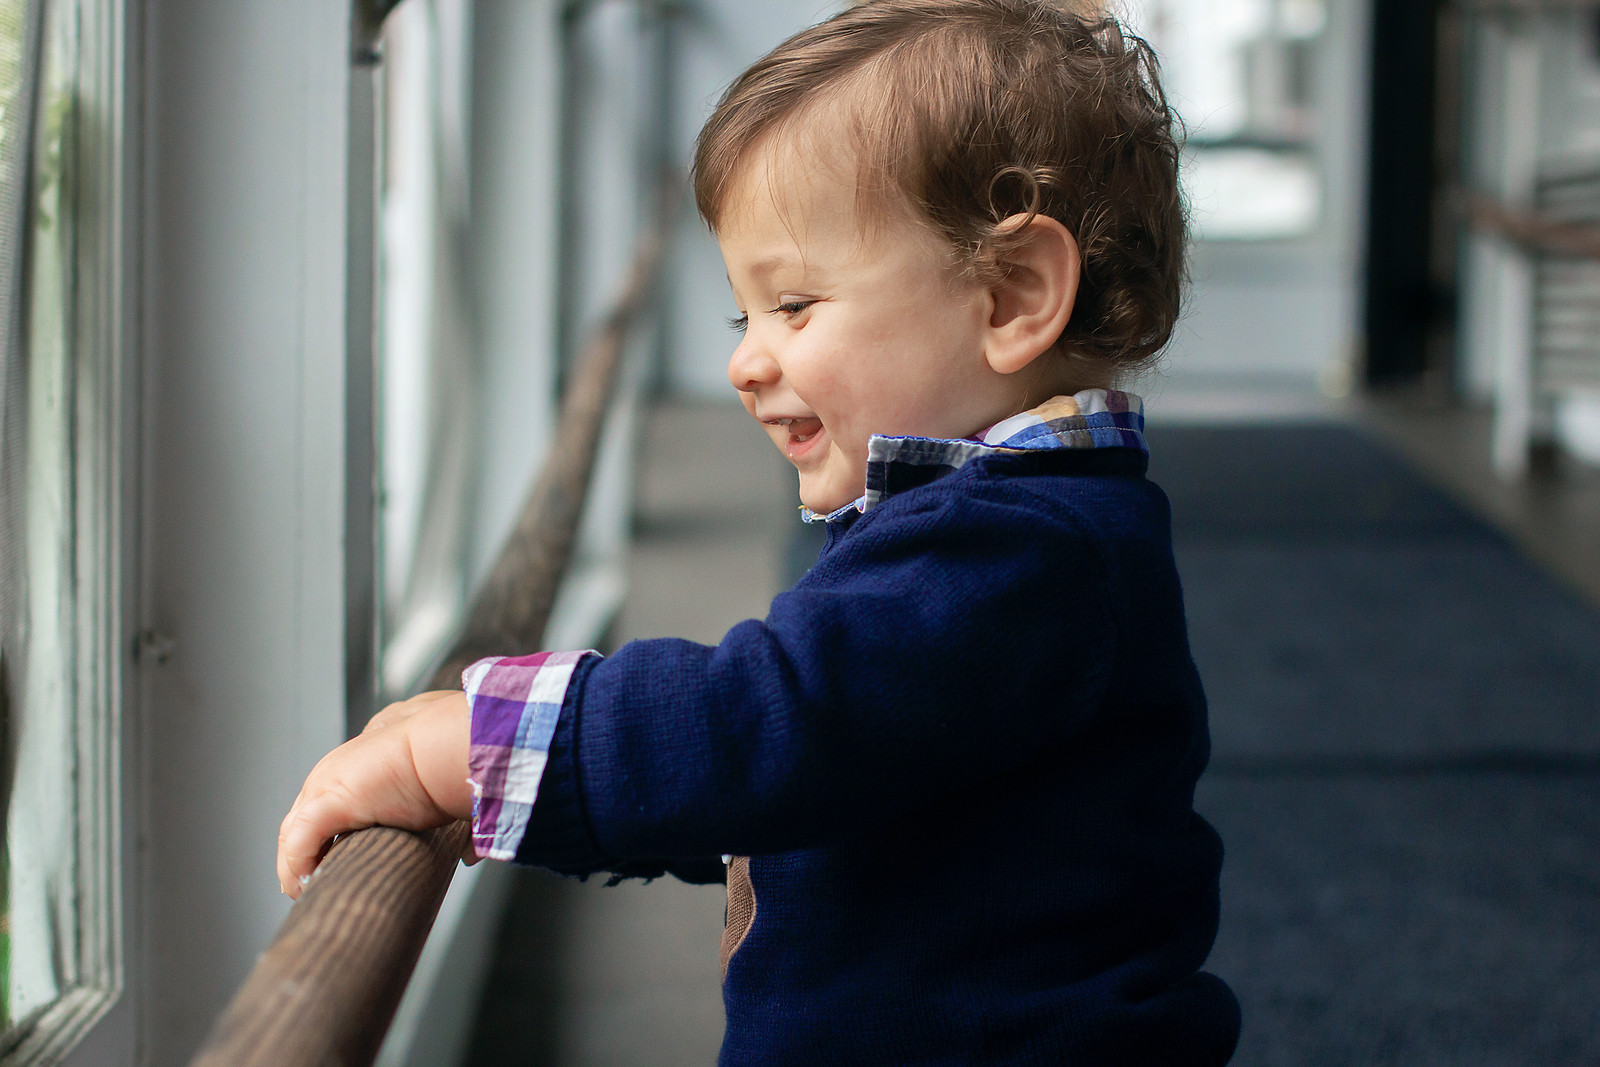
top-left (189, 190), bottom-right (672, 1067)
top-left (1470, 194), bottom-right (1600, 260)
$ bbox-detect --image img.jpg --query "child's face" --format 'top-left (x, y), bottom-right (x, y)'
top-left (718, 148), bottom-right (1034, 514)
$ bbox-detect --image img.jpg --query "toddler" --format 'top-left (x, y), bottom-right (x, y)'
top-left (279, 1), bottom-right (1240, 1061)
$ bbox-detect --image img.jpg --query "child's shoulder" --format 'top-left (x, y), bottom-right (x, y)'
top-left (862, 444), bottom-right (1164, 537)
top-left (815, 446), bottom-right (1173, 598)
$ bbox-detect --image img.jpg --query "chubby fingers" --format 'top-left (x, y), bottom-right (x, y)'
top-left (277, 781), bottom-right (373, 898)
top-left (275, 734), bottom-right (389, 898)
top-left (276, 708), bottom-right (467, 899)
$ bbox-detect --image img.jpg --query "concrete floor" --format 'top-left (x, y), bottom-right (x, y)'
top-left (1361, 393), bottom-right (1600, 611)
top-left (470, 391), bottom-right (1600, 1064)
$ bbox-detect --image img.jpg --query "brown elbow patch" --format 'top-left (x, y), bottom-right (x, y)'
top-left (720, 855), bottom-right (756, 979)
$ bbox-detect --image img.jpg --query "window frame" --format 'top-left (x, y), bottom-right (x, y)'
top-left (0, 0), bottom-right (135, 1062)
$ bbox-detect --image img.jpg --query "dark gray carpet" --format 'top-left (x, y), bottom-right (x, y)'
top-left (1149, 424), bottom-right (1600, 1066)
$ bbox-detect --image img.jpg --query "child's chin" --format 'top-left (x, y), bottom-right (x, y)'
top-left (800, 494), bottom-right (851, 515)
top-left (797, 469), bottom-right (858, 515)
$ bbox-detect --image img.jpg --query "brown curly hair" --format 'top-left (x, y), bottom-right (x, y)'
top-left (692, 0), bottom-right (1186, 379)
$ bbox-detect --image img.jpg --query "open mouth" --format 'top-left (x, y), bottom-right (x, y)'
top-left (764, 415), bottom-right (826, 460)
top-left (772, 416), bottom-right (823, 444)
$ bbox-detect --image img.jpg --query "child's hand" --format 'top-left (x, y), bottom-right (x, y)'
top-left (277, 689), bottom-right (474, 899)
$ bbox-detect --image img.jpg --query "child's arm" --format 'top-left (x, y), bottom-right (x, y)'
top-left (276, 689), bottom-right (473, 899)
top-left (485, 489), bottom-right (1125, 874)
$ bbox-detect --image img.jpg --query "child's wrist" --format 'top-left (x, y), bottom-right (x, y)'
top-left (405, 692), bottom-right (474, 820)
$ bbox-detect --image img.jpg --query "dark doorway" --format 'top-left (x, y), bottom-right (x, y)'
top-left (1363, 1), bottom-right (1452, 386)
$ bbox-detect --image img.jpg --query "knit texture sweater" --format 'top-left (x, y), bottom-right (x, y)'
top-left (468, 393), bottom-right (1239, 1064)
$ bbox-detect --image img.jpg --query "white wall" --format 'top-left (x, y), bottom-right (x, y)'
top-left (134, 3), bottom-right (356, 1061)
top-left (1536, 13), bottom-right (1600, 167)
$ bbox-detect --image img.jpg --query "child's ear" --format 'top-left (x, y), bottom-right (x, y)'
top-left (981, 214), bottom-right (1080, 376)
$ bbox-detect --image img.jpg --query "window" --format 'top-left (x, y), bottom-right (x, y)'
top-left (375, 0), bottom-right (480, 700)
top-left (0, 0), bottom-right (123, 1056)
top-left (1125, 0), bottom-right (1329, 240)
top-left (0, 0), bottom-right (32, 1036)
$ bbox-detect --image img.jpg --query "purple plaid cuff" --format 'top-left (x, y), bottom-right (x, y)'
top-left (463, 650), bottom-right (597, 861)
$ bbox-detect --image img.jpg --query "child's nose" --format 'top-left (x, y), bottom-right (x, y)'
top-left (727, 334), bottom-right (780, 394)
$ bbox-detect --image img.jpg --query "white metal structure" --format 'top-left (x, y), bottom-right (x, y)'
top-left (1459, 6), bottom-right (1600, 475)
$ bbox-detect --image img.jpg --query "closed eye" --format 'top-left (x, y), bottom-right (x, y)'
top-left (772, 300), bottom-right (815, 319)
top-left (727, 313), bottom-right (749, 333)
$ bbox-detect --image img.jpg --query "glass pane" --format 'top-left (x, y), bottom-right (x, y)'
top-left (1, 0), bottom-right (80, 1042)
top-left (1125, 0), bottom-right (1328, 240)
top-left (376, 0), bottom-right (478, 697)
top-left (0, 0), bottom-right (33, 1039)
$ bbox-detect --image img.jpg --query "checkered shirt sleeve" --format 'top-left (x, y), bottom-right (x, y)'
top-left (462, 650), bottom-right (597, 861)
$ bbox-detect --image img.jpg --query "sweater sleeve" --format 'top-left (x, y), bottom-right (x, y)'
top-left (513, 485), bottom-right (1121, 875)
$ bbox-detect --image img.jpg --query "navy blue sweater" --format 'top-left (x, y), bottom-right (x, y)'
top-left (516, 444), bottom-right (1239, 1063)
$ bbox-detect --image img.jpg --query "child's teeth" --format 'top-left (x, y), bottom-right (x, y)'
top-left (770, 415), bottom-right (821, 442)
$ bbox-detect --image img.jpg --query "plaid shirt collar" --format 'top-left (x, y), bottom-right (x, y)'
top-left (802, 389), bottom-right (1147, 524)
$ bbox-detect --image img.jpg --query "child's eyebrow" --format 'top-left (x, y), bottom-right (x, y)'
top-left (740, 253), bottom-right (799, 280)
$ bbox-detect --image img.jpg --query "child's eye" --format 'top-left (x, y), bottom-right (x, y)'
top-left (727, 313), bottom-right (749, 333)
top-left (772, 300), bottom-right (815, 319)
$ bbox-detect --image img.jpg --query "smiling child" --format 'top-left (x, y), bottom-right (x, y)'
top-left (278, 1), bottom-right (1240, 1061)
